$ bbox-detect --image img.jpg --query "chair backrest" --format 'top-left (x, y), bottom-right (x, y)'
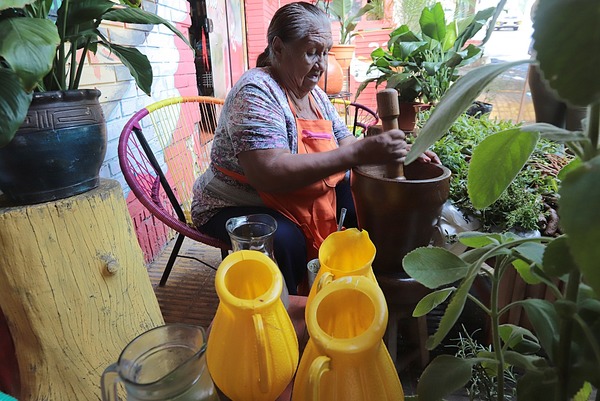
top-left (331, 99), bottom-right (379, 137)
top-left (118, 96), bottom-right (228, 248)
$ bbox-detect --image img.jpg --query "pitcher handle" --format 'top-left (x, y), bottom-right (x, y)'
top-left (253, 314), bottom-right (272, 393)
top-left (308, 355), bottom-right (331, 401)
top-left (317, 272), bottom-right (334, 293)
top-left (100, 363), bottom-right (120, 401)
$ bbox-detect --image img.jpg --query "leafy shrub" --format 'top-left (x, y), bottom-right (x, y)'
top-left (424, 112), bottom-right (570, 233)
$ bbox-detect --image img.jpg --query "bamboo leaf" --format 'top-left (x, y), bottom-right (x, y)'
top-left (468, 129), bottom-right (539, 209)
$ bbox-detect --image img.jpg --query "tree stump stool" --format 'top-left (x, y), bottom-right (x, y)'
top-left (0, 179), bottom-right (164, 400)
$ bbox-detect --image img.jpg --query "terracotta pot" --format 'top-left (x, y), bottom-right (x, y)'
top-left (398, 101), bottom-right (431, 132)
top-left (351, 162), bottom-right (451, 275)
top-left (331, 44), bottom-right (355, 70)
top-left (317, 53), bottom-right (343, 95)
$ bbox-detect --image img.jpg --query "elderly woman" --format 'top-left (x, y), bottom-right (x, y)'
top-left (192, 1), bottom-right (437, 294)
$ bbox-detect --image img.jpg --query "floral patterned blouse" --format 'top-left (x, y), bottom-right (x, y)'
top-left (191, 67), bottom-right (351, 227)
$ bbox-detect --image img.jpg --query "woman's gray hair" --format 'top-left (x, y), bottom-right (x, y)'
top-left (256, 2), bottom-right (329, 67)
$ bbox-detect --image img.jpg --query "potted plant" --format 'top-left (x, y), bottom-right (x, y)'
top-left (356, 2), bottom-right (495, 131)
top-left (401, 0), bottom-right (600, 398)
top-left (0, 0), bottom-right (189, 205)
top-left (315, 0), bottom-right (373, 69)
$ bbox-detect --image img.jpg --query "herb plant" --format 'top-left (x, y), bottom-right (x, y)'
top-left (402, 0), bottom-right (600, 399)
top-left (429, 113), bottom-right (570, 233)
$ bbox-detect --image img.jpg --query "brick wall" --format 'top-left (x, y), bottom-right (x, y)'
top-left (80, 0), bottom-right (196, 262)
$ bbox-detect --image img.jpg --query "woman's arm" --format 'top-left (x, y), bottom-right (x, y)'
top-left (238, 130), bottom-right (408, 192)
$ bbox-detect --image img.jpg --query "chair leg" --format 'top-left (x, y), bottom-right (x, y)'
top-left (160, 233), bottom-right (186, 287)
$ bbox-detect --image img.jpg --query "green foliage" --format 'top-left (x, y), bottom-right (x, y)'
top-left (356, 2), bottom-right (494, 103)
top-left (0, 0), bottom-right (191, 147)
top-left (430, 113), bottom-right (567, 232)
top-left (401, 0), bottom-right (600, 398)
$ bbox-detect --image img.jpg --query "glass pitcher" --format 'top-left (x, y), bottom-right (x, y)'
top-left (101, 324), bottom-right (218, 401)
top-left (225, 214), bottom-right (290, 308)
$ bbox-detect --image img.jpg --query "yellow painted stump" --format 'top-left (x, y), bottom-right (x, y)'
top-left (0, 179), bottom-right (164, 400)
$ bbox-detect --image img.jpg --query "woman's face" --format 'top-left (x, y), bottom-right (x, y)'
top-left (274, 19), bottom-right (333, 95)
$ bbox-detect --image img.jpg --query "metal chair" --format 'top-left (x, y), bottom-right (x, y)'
top-left (331, 99), bottom-right (379, 137)
top-left (118, 96), bottom-right (230, 286)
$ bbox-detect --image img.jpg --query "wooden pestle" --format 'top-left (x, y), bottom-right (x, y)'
top-left (376, 88), bottom-right (405, 180)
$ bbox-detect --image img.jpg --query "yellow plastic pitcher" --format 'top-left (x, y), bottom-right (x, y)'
top-left (206, 251), bottom-right (299, 401)
top-left (307, 228), bottom-right (377, 307)
top-left (293, 276), bottom-right (404, 401)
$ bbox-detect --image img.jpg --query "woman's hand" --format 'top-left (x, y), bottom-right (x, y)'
top-left (407, 145), bottom-right (441, 164)
top-left (354, 129), bottom-right (408, 165)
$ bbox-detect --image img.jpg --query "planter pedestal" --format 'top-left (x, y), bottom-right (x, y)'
top-left (0, 179), bottom-right (164, 400)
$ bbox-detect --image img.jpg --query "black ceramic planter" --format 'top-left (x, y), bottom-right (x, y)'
top-left (0, 90), bottom-right (107, 205)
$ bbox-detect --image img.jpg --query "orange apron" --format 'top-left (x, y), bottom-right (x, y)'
top-left (216, 93), bottom-right (345, 259)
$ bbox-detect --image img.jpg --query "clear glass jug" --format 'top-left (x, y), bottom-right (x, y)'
top-left (225, 214), bottom-right (289, 308)
top-left (101, 324), bottom-right (218, 401)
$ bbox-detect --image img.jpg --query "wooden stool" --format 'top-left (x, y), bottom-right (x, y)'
top-left (0, 179), bottom-right (164, 400)
top-left (378, 273), bottom-right (431, 371)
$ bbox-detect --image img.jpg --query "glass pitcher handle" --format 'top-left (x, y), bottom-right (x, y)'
top-left (308, 355), bottom-right (331, 401)
top-left (252, 314), bottom-right (272, 394)
top-left (101, 363), bottom-right (121, 401)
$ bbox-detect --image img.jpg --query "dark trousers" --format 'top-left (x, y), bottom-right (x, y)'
top-left (199, 179), bottom-right (357, 294)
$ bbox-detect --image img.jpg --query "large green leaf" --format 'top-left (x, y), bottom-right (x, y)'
top-left (417, 355), bottom-right (489, 401)
top-left (98, 42), bottom-right (152, 96)
top-left (0, 68), bottom-right (32, 147)
top-left (559, 156), bottom-right (600, 295)
top-left (403, 247), bottom-right (469, 289)
top-left (0, 18), bottom-right (59, 91)
top-left (542, 236), bottom-right (576, 278)
top-left (103, 6), bottom-right (191, 48)
top-left (533, 0), bottom-right (600, 106)
top-left (406, 60), bottom-right (529, 164)
top-left (413, 287), bottom-right (455, 317)
top-left (419, 2), bottom-right (446, 43)
top-left (467, 129), bottom-right (539, 209)
top-left (56, 0), bottom-right (115, 38)
top-left (518, 299), bottom-right (559, 361)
